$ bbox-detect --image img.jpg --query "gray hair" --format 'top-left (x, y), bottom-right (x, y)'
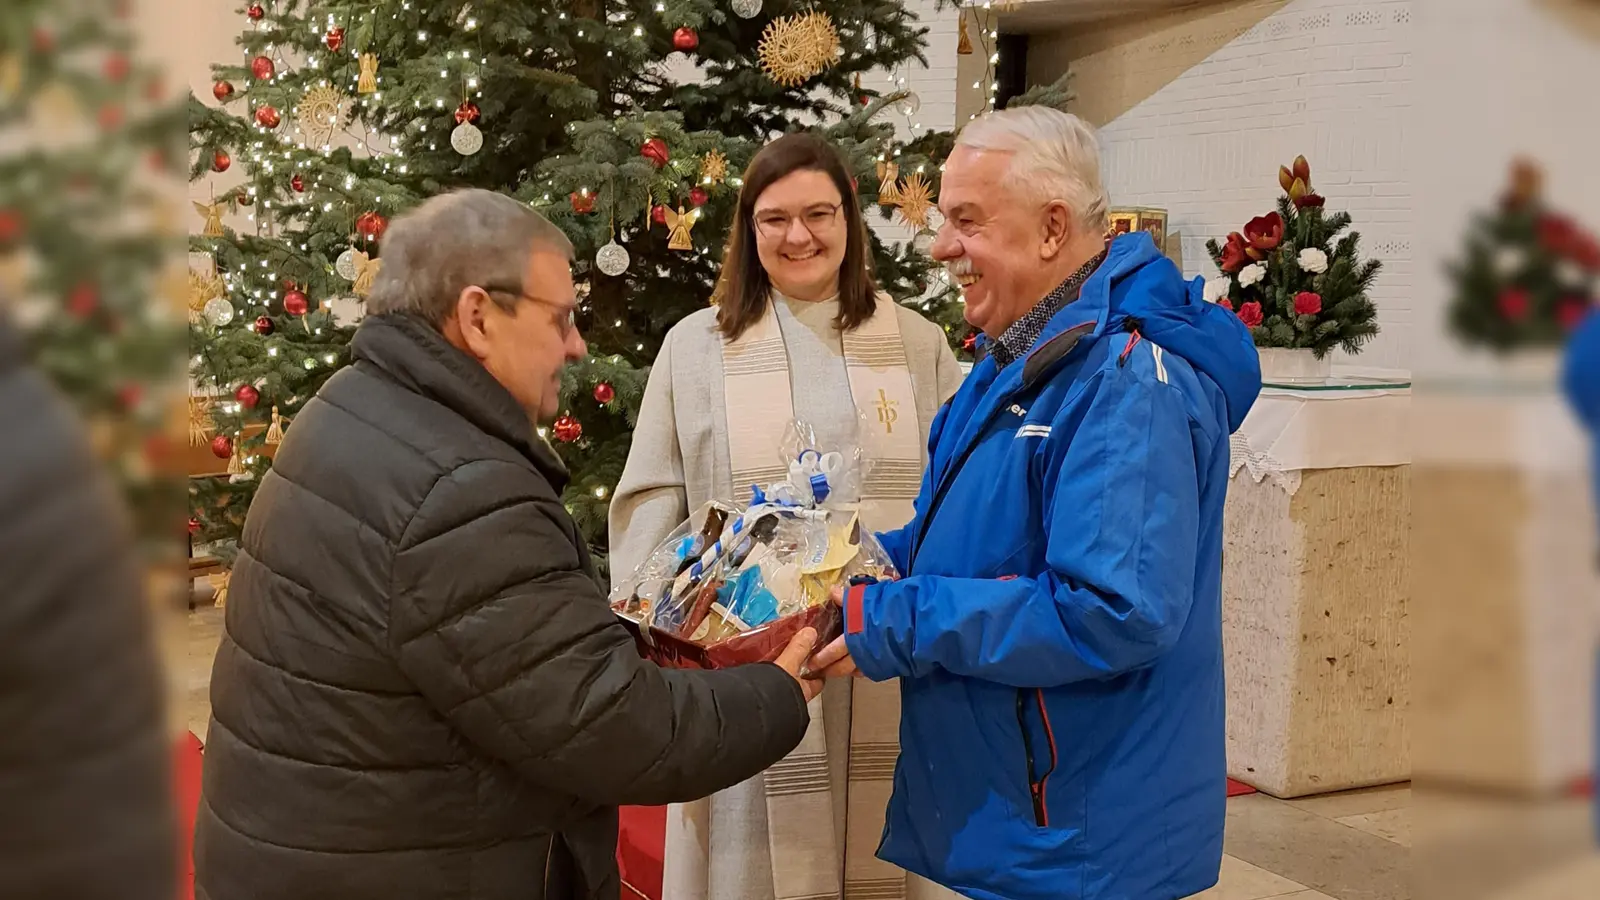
top-left (364, 188), bottom-right (574, 327)
top-left (955, 106), bottom-right (1110, 232)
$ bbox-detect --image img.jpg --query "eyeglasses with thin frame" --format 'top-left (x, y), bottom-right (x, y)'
top-left (752, 202), bottom-right (842, 240)
top-left (479, 285), bottom-right (579, 339)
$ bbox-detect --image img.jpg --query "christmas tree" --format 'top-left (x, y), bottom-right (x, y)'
top-left (1447, 159), bottom-right (1600, 353)
top-left (1, 0), bottom-right (186, 552)
top-left (188, 1), bottom-right (1066, 567)
top-left (1205, 155), bottom-right (1381, 358)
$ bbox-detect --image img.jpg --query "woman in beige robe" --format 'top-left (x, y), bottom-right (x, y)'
top-left (609, 134), bottom-right (963, 900)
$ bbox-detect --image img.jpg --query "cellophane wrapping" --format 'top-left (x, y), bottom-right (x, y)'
top-left (610, 421), bottom-right (898, 669)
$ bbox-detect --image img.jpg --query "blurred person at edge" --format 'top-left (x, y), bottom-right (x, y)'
top-left (608, 133), bottom-right (963, 900)
top-left (0, 312), bottom-right (176, 899)
top-left (1563, 307), bottom-right (1599, 840)
top-left (193, 190), bottom-right (821, 900)
top-left (806, 107), bottom-right (1263, 900)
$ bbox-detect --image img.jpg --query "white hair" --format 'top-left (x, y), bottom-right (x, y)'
top-left (955, 106), bottom-right (1110, 232)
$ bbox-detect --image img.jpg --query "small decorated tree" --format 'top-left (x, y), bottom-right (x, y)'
top-left (1205, 156), bottom-right (1381, 358)
top-left (1446, 159), bottom-right (1599, 353)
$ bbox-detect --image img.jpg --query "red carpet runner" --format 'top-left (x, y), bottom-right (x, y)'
top-left (176, 731), bottom-right (204, 900)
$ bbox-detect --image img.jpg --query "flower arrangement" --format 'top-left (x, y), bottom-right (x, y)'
top-left (1205, 156), bottom-right (1382, 358)
top-left (1446, 158), bottom-right (1599, 352)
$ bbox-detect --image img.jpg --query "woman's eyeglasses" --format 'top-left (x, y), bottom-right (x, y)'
top-left (753, 203), bottom-right (841, 240)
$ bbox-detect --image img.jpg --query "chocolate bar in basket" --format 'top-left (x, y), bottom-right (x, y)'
top-left (611, 426), bottom-right (898, 669)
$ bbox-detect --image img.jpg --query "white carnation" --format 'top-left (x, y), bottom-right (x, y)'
top-left (1297, 247), bottom-right (1329, 274)
top-left (1203, 278), bottom-right (1229, 303)
top-left (1494, 246), bottom-right (1526, 278)
top-left (1238, 262), bottom-right (1267, 288)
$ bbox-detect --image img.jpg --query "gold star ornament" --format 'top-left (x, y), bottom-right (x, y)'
top-left (894, 172), bottom-right (936, 230)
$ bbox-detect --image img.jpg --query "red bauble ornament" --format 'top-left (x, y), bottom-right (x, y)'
top-left (325, 26), bottom-right (346, 53)
top-left (861, 95), bottom-right (871, 106)
top-left (104, 54), bottom-right (130, 82)
top-left (569, 191), bottom-right (595, 214)
top-left (250, 55), bottom-right (275, 80)
top-left (98, 104), bottom-right (124, 130)
top-left (283, 288), bottom-right (309, 316)
top-left (673, 27), bottom-right (700, 52)
top-left (236, 189), bottom-right (253, 207)
top-left (188, 516), bottom-right (201, 536)
top-left (454, 101), bottom-right (481, 125)
top-left (1498, 287), bottom-right (1531, 321)
top-left (593, 382), bottom-right (616, 404)
top-left (355, 211), bottom-right (388, 241)
top-left (552, 414), bottom-right (583, 443)
top-left (246, 3), bottom-right (265, 20)
top-left (32, 28), bottom-right (55, 54)
top-left (253, 315), bottom-right (275, 335)
top-left (689, 187), bottom-right (709, 208)
top-left (255, 105), bottom-right (281, 129)
top-left (235, 384), bottom-right (261, 409)
top-left (116, 383), bottom-right (142, 410)
top-left (1558, 299), bottom-right (1589, 331)
top-left (290, 173), bottom-right (305, 192)
top-left (651, 204), bottom-right (668, 225)
top-left (212, 80), bottom-right (234, 101)
top-left (0, 209), bottom-right (21, 245)
top-left (640, 137), bottom-right (670, 168)
top-left (67, 283), bottom-right (98, 318)
top-left (210, 434), bottom-right (234, 460)
top-left (961, 331), bottom-right (977, 352)
top-left (212, 149), bottom-right (232, 173)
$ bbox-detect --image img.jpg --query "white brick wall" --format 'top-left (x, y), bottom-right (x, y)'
top-left (1090, 0), bottom-right (1415, 368)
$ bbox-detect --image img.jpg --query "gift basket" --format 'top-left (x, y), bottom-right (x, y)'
top-left (611, 422), bottom-right (899, 669)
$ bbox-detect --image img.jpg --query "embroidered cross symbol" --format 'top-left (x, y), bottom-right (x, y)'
top-left (876, 388), bottom-right (899, 434)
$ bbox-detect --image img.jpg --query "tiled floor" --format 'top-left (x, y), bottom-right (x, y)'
top-left (173, 604), bottom-right (1422, 900)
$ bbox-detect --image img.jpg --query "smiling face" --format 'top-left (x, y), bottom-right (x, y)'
top-left (751, 168), bottom-right (847, 302)
top-left (931, 146), bottom-right (1085, 338)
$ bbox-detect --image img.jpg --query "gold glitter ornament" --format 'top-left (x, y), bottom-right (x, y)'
top-left (700, 149), bottom-right (729, 185)
top-left (958, 11), bottom-right (975, 55)
top-left (188, 262), bottom-right (226, 324)
top-left (663, 206), bottom-right (701, 251)
top-left (193, 199), bottom-right (226, 237)
top-left (357, 54), bottom-right (379, 93)
top-left (757, 12), bottom-right (838, 87)
top-left (894, 172), bottom-right (935, 230)
top-left (350, 250), bottom-right (381, 298)
top-left (296, 84), bottom-right (346, 147)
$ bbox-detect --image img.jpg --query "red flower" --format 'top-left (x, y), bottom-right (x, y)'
top-left (1498, 287), bottom-right (1531, 320)
top-left (1295, 193), bottom-right (1326, 209)
top-left (1237, 301), bottom-right (1264, 327)
top-left (1243, 212), bottom-right (1284, 254)
top-left (1217, 297), bottom-right (1234, 312)
top-left (1573, 234), bottom-right (1600, 271)
top-left (1558, 299), bottom-right (1590, 331)
top-left (1538, 215), bottom-right (1578, 256)
top-left (1220, 232), bottom-right (1250, 273)
top-left (1293, 291), bottom-right (1323, 316)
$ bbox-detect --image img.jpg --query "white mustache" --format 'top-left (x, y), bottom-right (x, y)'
top-left (946, 257), bottom-right (974, 278)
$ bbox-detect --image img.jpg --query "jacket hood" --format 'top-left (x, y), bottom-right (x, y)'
top-left (1098, 232), bottom-right (1261, 432)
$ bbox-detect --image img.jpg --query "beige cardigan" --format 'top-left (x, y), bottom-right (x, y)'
top-left (608, 301), bottom-right (963, 587)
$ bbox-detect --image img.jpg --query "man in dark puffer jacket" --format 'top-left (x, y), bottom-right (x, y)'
top-left (195, 190), bottom-right (819, 900)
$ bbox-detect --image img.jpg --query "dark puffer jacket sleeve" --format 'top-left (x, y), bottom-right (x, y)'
top-left (389, 456), bottom-right (810, 806)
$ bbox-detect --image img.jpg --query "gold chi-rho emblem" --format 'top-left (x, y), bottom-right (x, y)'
top-left (875, 388), bottom-right (899, 434)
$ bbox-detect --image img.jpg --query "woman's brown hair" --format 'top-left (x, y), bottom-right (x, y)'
top-left (714, 132), bottom-right (879, 340)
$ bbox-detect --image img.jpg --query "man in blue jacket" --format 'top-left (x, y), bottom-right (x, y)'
top-left (1563, 309), bottom-right (1599, 841)
top-left (810, 107), bottom-right (1262, 899)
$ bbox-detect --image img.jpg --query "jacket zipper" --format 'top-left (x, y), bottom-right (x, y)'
top-left (1017, 689), bottom-right (1059, 828)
